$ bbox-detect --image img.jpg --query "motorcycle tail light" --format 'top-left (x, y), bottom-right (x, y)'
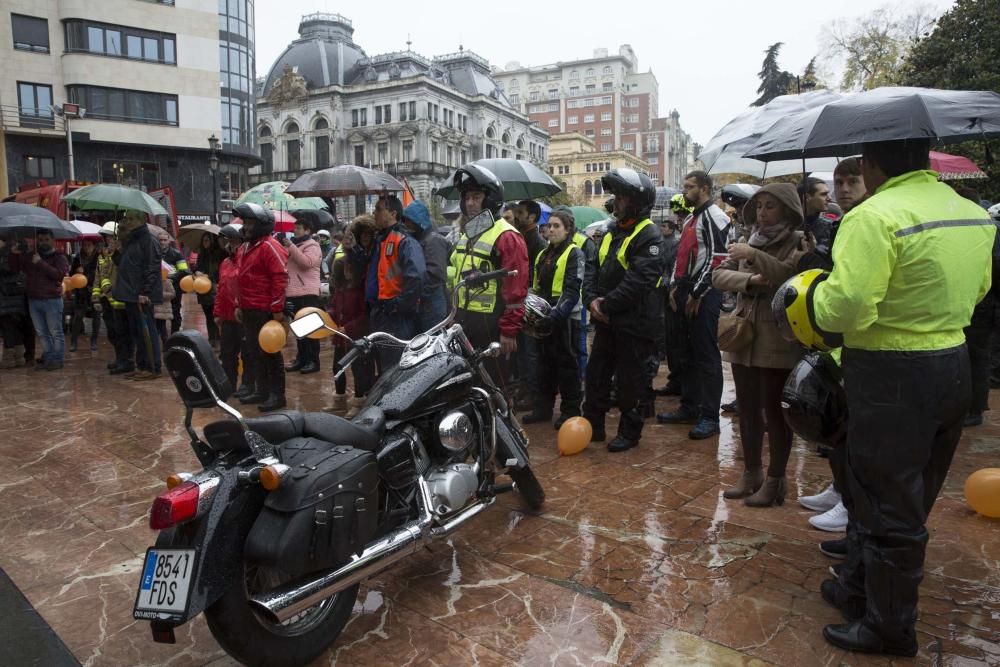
top-left (150, 481), bottom-right (200, 530)
top-left (165, 472), bottom-right (193, 490)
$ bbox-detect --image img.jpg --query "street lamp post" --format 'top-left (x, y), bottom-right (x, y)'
top-left (208, 134), bottom-right (220, 224)
top-left (53, 103), bottom-right (85, 180)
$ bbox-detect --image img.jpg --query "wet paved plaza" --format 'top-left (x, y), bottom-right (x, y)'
top-left (1, 298), bottom-right (999, 666)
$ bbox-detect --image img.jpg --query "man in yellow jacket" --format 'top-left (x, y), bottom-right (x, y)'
top-left (812, 138), bottom-right (994, 657)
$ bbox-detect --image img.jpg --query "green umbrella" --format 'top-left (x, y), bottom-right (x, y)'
top-left (236, 181), bottom-right (327, 212)
top-left (63, 183), bottom-right (168, 216)
top-left (436, 159), bottom-right (562, 200)
top-left (568, 206), bottom-right (609, 230)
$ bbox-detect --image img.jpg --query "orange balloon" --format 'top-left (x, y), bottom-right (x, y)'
top-left (193, 275), bottom-right (213, 294)
top-left (293, 306), bottom-right (336, 340)
top-left (965, 468), bottom-right (1000, 518)
top-left (557, 416), bottom-right (592, 456)
top-left (70, 273), bottom-right (88, 289)
top-left (259, 320), bottom-right (287, 354)
top-left (179, 275), bottom-right (195, 293)
top-left (62, 277), bottom-right (71, 293)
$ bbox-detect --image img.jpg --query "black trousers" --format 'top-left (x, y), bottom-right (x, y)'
top-left (663, 291), bottom-right (687, 387)
top-left (200, 302), bottom-right (219, 342)
top-left (583, 323), bottom-right (656, 441)
top-left (458, 311), bottom-right (511, 390)
top-left (964, 297), bottom-right (993, 415)
top-left (515, 331), bottom-right (540, 399)
top-left (20, 302), bottom-right (34, 360)
top-left (536, 318), bottom-right (582, 417)
top-left (170, 288), bottom-right (183, 334)
top-left (287, 295), bottom-right (320, 365)
top-left (677, 287), bottom-right (724, 422)
top-left (70, 300), bottom-right (100, 345)
top-left (219, 320), bottom-right (242, 388)
top-left (109, 305), bottom-right (133, 366)
top-left (731, 364), bottom-right (794, 477)
top-left (1, 313), bottom-right (24, 348)
top-left (838, 346), bottom-right (969, 643)
top-left (242, 310), bottom-right (285, 398)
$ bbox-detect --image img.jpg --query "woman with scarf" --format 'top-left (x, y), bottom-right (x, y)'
top-left (193, 233), bottom-right (227, 345)
top-left (69, 239), bottom-right (101, 352)
top-left (712, 183), bottom-right (811, 507)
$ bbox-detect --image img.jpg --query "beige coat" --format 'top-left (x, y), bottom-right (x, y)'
top-left (713, 226), bottom-right (811, 369)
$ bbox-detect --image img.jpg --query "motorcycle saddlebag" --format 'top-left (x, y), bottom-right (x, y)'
top-left (244, 445), bottom-right (378, 575)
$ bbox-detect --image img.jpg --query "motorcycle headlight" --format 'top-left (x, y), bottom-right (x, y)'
top-left (438, 411), bottom-right (474, 452)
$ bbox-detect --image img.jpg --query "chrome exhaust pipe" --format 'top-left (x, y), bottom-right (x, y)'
top-left (250, 480), bottom-right (494, 624)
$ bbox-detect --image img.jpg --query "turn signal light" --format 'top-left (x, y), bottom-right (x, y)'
top-left (166, 472), bottom-right (193, 490)
top-left (260, 464), bottom-right (290, 491)
top-left (150, 482), bottom-right (199, 530)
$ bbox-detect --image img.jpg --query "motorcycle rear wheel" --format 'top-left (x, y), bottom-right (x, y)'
top-left (205, 559), bottom-right (358, 667)
top-left (510, 466), bottom-right (545, 510)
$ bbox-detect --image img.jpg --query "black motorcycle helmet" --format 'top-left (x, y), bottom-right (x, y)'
top-left (604, 196), bottom-right (615, 214)
top-left (232, 202), bottom-right (275, 239)
top-left (601, 168), bottom-right (655, 221)
top-left (453, 164), bottom-right (505, 218)
top-left (219, 224), bottom-right (242, 241)
top-left (721, 183), bottom-right (760, 209)
top-left (781, 351), bottom-right (848, 448)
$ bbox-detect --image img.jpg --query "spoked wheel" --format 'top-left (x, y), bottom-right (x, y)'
top-left (205, 559), bottom-right (358, 667)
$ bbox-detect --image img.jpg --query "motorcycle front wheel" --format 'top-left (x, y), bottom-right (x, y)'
top-left (509, 466), bottom-right (545, 510)
top-left (205, 558), bottom-right (358, 667)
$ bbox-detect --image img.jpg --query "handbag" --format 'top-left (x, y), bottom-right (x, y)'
top-left (717, 295), bottom-right (756, 352)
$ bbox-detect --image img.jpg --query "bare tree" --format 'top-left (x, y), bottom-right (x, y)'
top-left (821, 2), bottom-right (939, 90)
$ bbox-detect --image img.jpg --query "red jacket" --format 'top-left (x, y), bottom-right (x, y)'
top-left (494, 229), bottom-right (528, 339)
top-left (235, 237), bottom-right (288, 312)
top-left (213, 256), bottom-right (238, 321)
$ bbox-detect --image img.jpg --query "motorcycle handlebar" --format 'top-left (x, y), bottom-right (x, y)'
top-left (462, 268), bottom-right (516, 289)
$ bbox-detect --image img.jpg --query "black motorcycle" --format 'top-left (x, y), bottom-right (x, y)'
top-left (133, 269), bottom-right (544, 666)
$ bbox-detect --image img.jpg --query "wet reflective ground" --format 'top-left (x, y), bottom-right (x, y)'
top-left (1, 299), bottom-right (998, 666)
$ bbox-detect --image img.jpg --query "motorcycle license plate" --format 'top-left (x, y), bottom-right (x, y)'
top-left (133, 548), bottom-right (196, 622)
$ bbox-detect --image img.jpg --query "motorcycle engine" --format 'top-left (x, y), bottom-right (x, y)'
top-left (424, 463), bottom-right (478, 516)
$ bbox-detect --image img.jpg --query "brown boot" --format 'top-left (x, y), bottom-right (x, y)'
top-left (723, 467), bottom-right (764, 499)
top-left (744, 476), bottom-right (787, 507)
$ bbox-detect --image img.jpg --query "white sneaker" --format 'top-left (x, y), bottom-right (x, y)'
top-left (809, 501), bottom-right (849, 532)
top-left (799, 483), bottom-right (841, 512)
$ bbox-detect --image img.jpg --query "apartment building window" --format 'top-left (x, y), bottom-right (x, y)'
top-left (461, 149), bottom-right (467, 164)
top-left (11, 14), bottom-right (49, 53)
top-left (99, 159), bottom-right (160, 190)
top-left (509, 94), bottom-right (519, 105)
top-left (600, 112), bottom-right (612, 121)
top-left (402, 139), bottom-right (413, 162)
top-left (568, 116), bottom-right (578, 124)
top-left (352, 109), bottom-right (359, 127)
top-left (604, 162), bottom-right (611, 171)
top-left (529, 91), bottom-right (539, 101)
top-left (648, 156), bottom-right (659, 165)
top-left (286, 123), bottom-right (300, 171)
top-left (583, 114), bottom-right (594, 123)
top-left (17, 82), bottom-right (53, 128)
top-left (602, 66), bottom-right (612, 75)
top-left (548, 102), bottom-right (558, 112)
top-left (547, 119), bottom-right (558, 127)
top-left (627, 114), bottom-right (639, 123)
top-left (594, 180), bottom-right (603, 195)
top-left (446, 146), bottom-right (453, 167)
top-left (584, 98), bottom-right (595, 107)
top-left (399, 102), bottom-right (407, 121)
top-left (567, 100), bottom-right (578, 109)
top-left (260, 142), bottom-right (273, 174)
top-left (385, 105), bottom-right (391, 123)
top-left (600, 143), bottom-right (612, 151)
top-left (601, 96), bottom-right (612, 105)
top-left (67, 85), bottom-right (178, 126)
top-left (24, 155), bottom-right (55, 179)
top-left (602, 82), bottom-right (612, 91)
top-left (569, 86), bottom-right (579, 95)
top-left (360, 108), bottom-right (367, 126)
top-left (547, 88), bottom-right (558, 99)
top-left (377, 142), bottom-right (388, 167)
top-left (585, 129), bottom-right (595, 137)
top-left (409, 101), bottom-right (416, 119)
top-left (586, 84), bottom-right (596, 92)
top-left (528, 105), bottom-right (539, 113)
top-left (314, 119), bottom-right (329, 168)
top-left (375, 105), bottom-right (382, 124)
top-left (629, 98), bottom-right (640, 107)
top-left (65, 20), bottom-right (175, 64)
top-left (431, 141), bottom-right (439, 164)
top-left (354, 145), bottom-right (365, 166)
top-left (585, 163), bottom-right (591, 173)
top-left (585, 180), bottom-right (593, 195)
top-left (623, 141), bottom-right (634, 150)
top-left (601, 128), bottom-right (612, 136)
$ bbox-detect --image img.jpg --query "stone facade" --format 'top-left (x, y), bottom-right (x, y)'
top-left (252, 13), bottom-right (548, 216)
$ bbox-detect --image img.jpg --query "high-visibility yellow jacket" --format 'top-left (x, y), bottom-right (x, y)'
top-left (814, 170), bottom-right (994, 351)
top-left (93, 252), bottom-right (124, 309)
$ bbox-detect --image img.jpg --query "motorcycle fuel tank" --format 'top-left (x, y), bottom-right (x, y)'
top-left (367, 352), bottom-right (473, 418)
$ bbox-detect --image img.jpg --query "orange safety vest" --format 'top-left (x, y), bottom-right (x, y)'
top-left (376, 229), bottom-right (407, 300)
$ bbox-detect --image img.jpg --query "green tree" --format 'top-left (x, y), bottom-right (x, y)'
top-left (899, 0), bottom-right (1000, 200)
top-left (822, 3), bottom-right (939, 90)
top-left (753, 42), bottom-right (794, 106)
top-left (800, 57), bottom-right (824, 91)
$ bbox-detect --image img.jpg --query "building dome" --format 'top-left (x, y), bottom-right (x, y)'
top-left (261, 13), bottom-right (367, 96)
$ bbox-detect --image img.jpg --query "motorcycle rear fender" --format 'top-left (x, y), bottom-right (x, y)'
top-left (152, 464), bottom-right (265, 625)
top-left (494, 414), bottom-right (530, 470)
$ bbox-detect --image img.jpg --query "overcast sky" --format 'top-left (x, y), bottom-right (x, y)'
top-left (254, 0), bottom-right (957, 146)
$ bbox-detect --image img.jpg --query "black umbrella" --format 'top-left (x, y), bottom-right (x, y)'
top-left (744, 87), bottom-right (1000, 160)
top-left (286, 166), bottom-right (405, 197)
top-left (436, 159), bottom-right (562, 200)
top-left (290, 208), bottom-right (336, 231)
top-left (0, 202), bottom-right (78, 240)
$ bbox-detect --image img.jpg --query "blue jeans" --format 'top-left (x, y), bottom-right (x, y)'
top-left (125, 301), bottom-right (161, 372)
top-left (419, 287), bottom-right (448, 332)
top-left (576, 311), bottom-right (589, 381)
top-left (29, 298), bottom-right (65, 363)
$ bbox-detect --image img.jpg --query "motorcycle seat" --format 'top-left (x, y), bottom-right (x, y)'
top-left (244, 408), bottom-right (385, 452)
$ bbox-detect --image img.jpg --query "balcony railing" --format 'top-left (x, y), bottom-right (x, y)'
top-left (0, 105), bottom-right (64, 132)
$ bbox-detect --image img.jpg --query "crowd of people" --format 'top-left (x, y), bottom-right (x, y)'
top-left (0, 142), bottom-right (996, 657)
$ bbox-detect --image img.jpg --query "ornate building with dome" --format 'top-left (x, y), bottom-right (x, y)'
top-left (252, 12), bottom-right (549, 209)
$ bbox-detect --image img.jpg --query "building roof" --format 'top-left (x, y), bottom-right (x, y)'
top-left (261, 13), bottom-right (367, 96)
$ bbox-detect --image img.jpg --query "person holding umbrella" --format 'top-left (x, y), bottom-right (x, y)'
top-left (448, 165), bottom-right (529, 386)
top-left (796, 138), bottom-right (995, 657)
top-left (9, 230), bottom-right (69, 371)
top-left (113, 210), bottom-right (163, 380)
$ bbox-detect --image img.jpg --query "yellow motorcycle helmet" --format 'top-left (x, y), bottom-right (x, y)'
top-left (771, 269), bottom-right (844, 352)
top-left (669, 193), bottom-right (693, 215)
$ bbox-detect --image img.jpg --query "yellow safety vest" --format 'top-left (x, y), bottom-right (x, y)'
top-left (534, 243), bottom-right (575, 297)
top-left (573, 231), bottom-right (588, 249)
top-left (450, 218), bottom-right (517, 313)
top-left (598, 219), bottom-right (661, 287)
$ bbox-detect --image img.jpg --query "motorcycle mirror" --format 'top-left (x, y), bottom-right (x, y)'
top-left (290, 311), bottom-right (326, 339)
top-left (484, 342), bottom-right (501, 358)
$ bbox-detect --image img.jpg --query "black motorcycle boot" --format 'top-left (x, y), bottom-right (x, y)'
top-left (820, 579), bottom-right (865, 622)
top-left (239, 390), bottom-right (267, 405)
top-left (233, 383), bottom-right (254, 400)
top-left (299, 361), bottom-right (321, 375)
top-left (584, 414), bottom-right (606, 442)
top-left (258, 394), bottom-right (287, 412)
top-left (285, 358), bottom-right (304, 372)
top-left (607, 435), bottom-right (639, 453)
top-left (822, 621), bottom-right (917, 657)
